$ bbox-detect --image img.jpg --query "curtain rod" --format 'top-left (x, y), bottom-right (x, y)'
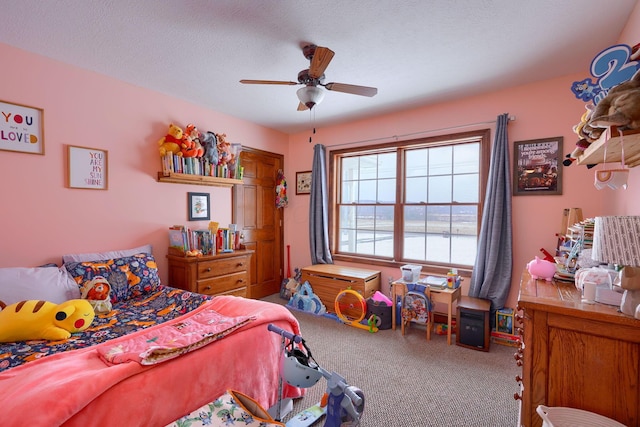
top-left (328, 115), bottom-right (516, 148)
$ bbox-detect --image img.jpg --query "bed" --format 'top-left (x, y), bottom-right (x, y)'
top-left (0, 248), bottom-right (303, 426)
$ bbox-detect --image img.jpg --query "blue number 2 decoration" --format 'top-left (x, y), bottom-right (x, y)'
top-left (571, 43), bottom-right (640, 104)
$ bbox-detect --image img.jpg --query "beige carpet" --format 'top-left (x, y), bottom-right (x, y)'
top-left (263, 294), bottom-right (520, 426)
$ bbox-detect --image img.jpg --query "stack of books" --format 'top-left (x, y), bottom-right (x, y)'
top-left (161, 154), bottom-right (244, 180)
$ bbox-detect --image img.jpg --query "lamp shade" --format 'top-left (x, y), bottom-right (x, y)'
top-left (297, 85), bottom-right (325, 109)
top-left (591, 216), bottom-right (640, 267)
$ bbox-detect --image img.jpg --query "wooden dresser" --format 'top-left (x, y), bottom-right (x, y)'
top-left (167, 250), bottom-right (253, 298)
top-left (300, 264), bottom-right (381, 313)
top-left (516, 270), bottom-right (640, 427)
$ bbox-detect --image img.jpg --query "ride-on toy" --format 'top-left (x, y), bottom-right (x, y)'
top-left (267, 324), bottom-right (365, 427)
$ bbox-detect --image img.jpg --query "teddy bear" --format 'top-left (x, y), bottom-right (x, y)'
top-left (589, 71), bottom-right (640, 130)
top-left (80, 276), bottom-right (112, 314)
top-left (216, 133), bottom-right (236, 166)
top-left (158, 123), bottom-right (184, 157)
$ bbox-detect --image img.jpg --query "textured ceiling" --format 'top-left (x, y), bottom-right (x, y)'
top-left (0, 0), bottom-right (637, 134)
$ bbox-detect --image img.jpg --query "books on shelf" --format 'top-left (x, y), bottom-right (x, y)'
top-left (161, 153), bottom-right (243, 180)
top-left (168, 223), bottom-right (239, 256)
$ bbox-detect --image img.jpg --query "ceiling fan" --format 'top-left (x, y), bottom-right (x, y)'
top-left (240, 44), bottom-right (377, 111)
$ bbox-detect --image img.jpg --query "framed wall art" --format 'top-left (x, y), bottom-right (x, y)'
top-left (296, 171), bottom-right (312, 195)
top-left (0, 100), bottom-right (44, 155)
top-left (188, 192), bottom-right (211, 221)
top-left (67, 145), bottom-right (108, 190)
top-left (513, 137), bottom-right (563, 196)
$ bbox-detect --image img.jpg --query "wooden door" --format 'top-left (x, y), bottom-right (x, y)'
top-left (233, 148), bottom-right (284, 299)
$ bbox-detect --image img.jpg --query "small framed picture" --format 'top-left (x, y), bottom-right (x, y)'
top-left (296, 171), bottom-right (312, 195)
top-left (513, 137), bottom-right (563, 196)
top-left (0, 100), bottom-right (44, 155)
top-left (188, 192), bottom-right (210, 221)
top-left (67, 145), bottom-right (108, 190)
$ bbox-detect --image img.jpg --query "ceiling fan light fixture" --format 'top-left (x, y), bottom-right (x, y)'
top-left (297, 85), bottom-right (325, 109)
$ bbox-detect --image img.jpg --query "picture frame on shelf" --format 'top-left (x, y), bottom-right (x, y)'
top-left (296, 171), bottom-right (312, 195)
top-left (188, 192), bottom-right (210, 221)
top-left (0, 100), bottom-right (44, 155)
top-left (513, 137), bottom-right (563, 196)
top-left (67, 145), bottom-right (108, 190)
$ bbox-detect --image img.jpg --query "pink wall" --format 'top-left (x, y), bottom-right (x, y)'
top-left (284, 9), bottom-right (640, 310)
top-left (1, 5), bottom-right (639, 312)
top-left (0, 43), bottom-right (288, 284)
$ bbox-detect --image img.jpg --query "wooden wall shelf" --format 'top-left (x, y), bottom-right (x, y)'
top-left (157, 172), bottom-right (242, 188)
top-left (577, 127), bottom-right (640, 167)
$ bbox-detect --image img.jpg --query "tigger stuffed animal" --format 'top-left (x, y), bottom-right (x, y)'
top-left (0, 299), bottom-right (95, 343)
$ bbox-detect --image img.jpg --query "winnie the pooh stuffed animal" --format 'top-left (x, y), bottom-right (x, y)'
top-left (158, 123), bottom-right (185, 157)
top-left (0, 299), bottom-right (95, 342)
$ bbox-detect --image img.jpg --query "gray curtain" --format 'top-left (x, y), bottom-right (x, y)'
top-left (309, 144), bottom-right (333, 264)
top-left (469, 113), bottom-right (512, 313)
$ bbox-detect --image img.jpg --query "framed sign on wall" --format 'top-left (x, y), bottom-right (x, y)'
top-left (296, 171), bottom-right (312, 195)
top-left (67, 145), bottom-right (108, 190)
top-left (0, 100), bottom-right (44, 155)
top-left (513, 137), bottom-right (563, 196)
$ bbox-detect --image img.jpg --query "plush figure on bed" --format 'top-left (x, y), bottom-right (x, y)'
top-left (80, 275), bottom-right (112, 314)
top-left (0, 299), bottom-right (95, 343)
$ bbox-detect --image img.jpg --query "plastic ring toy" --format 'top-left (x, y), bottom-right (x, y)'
top-left (335, 289), bottom-right (378, 332)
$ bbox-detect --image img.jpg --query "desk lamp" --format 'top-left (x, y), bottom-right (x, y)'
top-left (592, 216), bottom-right (640, 317)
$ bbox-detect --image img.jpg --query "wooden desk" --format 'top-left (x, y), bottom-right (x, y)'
top-left (391, 281), bottom-right (461, 345)
top-left (517, 270), bottom-right (640, 427)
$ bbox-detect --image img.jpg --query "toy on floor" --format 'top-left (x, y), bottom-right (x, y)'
top-left (334, 289), bottom-right (378, 333)
top-left (267, 324), bottom-right (365, 427)
top-left (287, 281), bottom-right (326, 315)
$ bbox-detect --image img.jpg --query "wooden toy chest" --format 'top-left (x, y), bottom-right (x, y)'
top-left (300, 264), bottom-right (381, 313)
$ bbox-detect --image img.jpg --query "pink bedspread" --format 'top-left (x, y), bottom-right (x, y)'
top-left (0, 296), bottom-right (303, 427)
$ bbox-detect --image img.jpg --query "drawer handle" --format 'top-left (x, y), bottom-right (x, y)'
top-left (205, 267), bottom-right (212, 272)
top-left (236, 262), bottom-right (244, 267)
top-left (204, 286), bottom-right (212, 291)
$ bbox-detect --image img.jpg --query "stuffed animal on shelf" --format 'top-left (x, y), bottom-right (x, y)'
top-left (0, 299), bottom-right (95, 342)
top-left (183, 123), bottom-right (204, 158)
top-left (80, 275), bottom-right (112, 314)
top-left (201, 131), bottom-right (219, 165)
top-left (216, 133), bottom-right (236, 166)
top-left (158, 123), bottom-right (184, 157)
top-left (589, 72), bottom-right (640, 130)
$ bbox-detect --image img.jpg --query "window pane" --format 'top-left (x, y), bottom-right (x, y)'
top-left (405, 177), bottom-right (427, 203)
top-left (374, 231), bottom-right (393, 257)
top-left (451, 205), bottom-right (477, 265)
top-left (428, 176), bottom-right (452, 203)
top-left (453, 174), bottom-right (478, 203)
top-left (359, 155), bottom-right (377, 179)
top-left (359, 180), bottom-right (376, 203)
top-left (341, 180), bottom-right (358, 203)
top-left (454, 143), bottom-right (479, 174)
top-left (377, 178), bottom-right (396, 203)
top-left (340, 205), bottom-right (356, 228)
top-left (404, 206), bottom-right (426, 233)
top-left (429, 146), bottom-right (452, 175)
top-left (376, 206), bottom-right (394, 231)
top-left (378, 153), bottom-right (396, 179)
top-left (406, 148), bottom-right (428, 177)
top-left (342, 157), bottom-right (359, 181)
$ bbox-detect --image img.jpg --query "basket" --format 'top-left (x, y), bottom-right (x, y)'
top-left (536, 405), bottom-right (626, 427)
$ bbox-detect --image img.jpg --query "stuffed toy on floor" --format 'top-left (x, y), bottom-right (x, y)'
top-left (0, 299), bottom-right (95, 343)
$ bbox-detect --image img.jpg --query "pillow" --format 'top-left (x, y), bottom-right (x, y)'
top-left (61, 244), bottom-right (153, 263)
top-left (0, 266), bottom-right (81, 305)
top-left (64, 253), bottom-right (159, 303)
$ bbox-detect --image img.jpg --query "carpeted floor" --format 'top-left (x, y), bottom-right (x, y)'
top-left (262, 294), bottom-right (520, 427)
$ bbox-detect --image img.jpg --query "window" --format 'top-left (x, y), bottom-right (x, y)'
top-left (330, 130), bottom-right (490, 273)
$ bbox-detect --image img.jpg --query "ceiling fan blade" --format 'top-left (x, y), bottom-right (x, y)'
top-left (324, 82), bottom-right (378, 97)
top-left (240, 79), bottom-right (298, 85)
top-left (308, 46), bottom-right (335, 79)
top-left (297, 102), bottom-right (309, 111)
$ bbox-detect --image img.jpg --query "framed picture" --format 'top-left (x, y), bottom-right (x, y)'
top-left (513, 137), bottom-right (563, 196)
top-left (67, 145), bottom-right (108, 190)
top-left (188, 192), bottom-right (210, 221)
top-left (296, 171), bottom-right (312, 195)
top-left (0, 100), bottom-right (44, 155)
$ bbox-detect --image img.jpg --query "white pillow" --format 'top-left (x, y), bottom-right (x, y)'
top-left (61, 244), bottom-right (153, 263)
top-left (0, 266), bottom-right (81, 305)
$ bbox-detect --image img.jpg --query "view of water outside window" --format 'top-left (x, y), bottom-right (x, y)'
top-left (338, 140), bottom-right (480, 266)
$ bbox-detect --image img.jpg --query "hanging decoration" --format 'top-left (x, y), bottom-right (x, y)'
top-left (275, 169), bottom-right (288, 208)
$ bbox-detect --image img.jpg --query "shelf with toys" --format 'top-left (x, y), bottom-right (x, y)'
top-left (156, 123), bottom-right (243, 188)
top-left (577, 126), bottom-right (640, 167)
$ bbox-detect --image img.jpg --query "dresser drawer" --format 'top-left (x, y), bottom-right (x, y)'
top-left (197, 272), bottom-right (248, 295)
top-left (198, 257), bottom-right (249, 279)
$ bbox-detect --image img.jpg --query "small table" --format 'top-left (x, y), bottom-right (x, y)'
top-left (391, 280), bottom-right (462, 345)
